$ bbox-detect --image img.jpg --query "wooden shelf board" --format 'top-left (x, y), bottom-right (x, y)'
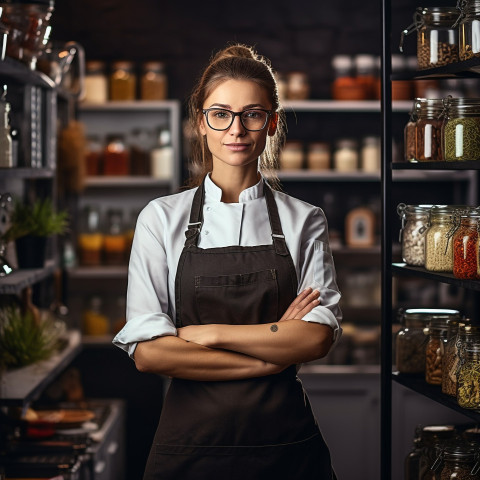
top-left (0, 263), bottom-right (56, 294)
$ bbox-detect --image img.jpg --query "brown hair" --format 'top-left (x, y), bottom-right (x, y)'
top-left (186, 43), bottom-right (286, 189)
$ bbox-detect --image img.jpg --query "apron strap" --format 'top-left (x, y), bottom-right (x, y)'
top-left (184, 176), bottom-right (289, 256)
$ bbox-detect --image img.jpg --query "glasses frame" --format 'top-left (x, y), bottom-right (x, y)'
top-left (202, 108), bottom-right (273, 132)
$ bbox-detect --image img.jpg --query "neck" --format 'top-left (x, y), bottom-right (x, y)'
top-left (210, 164), bottom-right (260, 203)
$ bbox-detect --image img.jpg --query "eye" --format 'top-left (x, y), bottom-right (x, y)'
top-left (243, 110), bottom-right (263, 119)
top-left (211, 109), bottom-right (231, 119)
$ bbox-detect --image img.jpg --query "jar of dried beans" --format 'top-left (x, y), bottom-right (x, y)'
top-left (457, 343), bottom-right (480, 409)
top-left (453, 209), bottom-right (480, 279)
top-left (415, 98), bottom-right (444, 162)
top-left (457, 0), bottom-right (480, 61)
top-left (439, 444), bottom-right (480, 480)
top-left (396, 309), bottom-right (433, 374)
top-left (443, 97), bottom-right (480, 162)
top-left (400, 7), bottom-right (459, 70)
top-left (418, 425), bottom-right (456, 480)
top-left (425, 206), bottom-right (458, 272)
top-left (424, 316), bottom-right (449, 385)
top-left (404, 98), bottom-right (422, 162)
top-left (441, 313), bottom-right (463, 396)
top-left (397, 203), bottom-right (432, 266)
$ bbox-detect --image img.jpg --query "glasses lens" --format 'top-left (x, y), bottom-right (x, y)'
top-left (206, 109), bottom-right (233, 130)
top-left (241, 110), bottom-right (269, 130)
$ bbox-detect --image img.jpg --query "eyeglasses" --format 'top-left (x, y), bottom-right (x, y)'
top-left (202, 108), bottom-right (272, 132)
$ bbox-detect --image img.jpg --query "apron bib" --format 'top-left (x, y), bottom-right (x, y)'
top-left (143, 179), bottom-right (334, 480)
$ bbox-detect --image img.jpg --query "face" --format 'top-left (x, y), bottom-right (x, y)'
top-left (199, 79), bottom-right (277, 172)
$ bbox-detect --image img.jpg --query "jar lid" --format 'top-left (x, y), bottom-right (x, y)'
top-left (142, 61), bottom-right (165, 72)
top-left (111, 61), bottom-right (135, 70)
top-left (416, 6), bottom-right (459, 25)
top-left (86, 61), bottom-right (106, 73)
top-left (308, 142), bottom-right (329, 151)
top-left (2, 0), bottom-right (54, 5)
top-left (336, 138), bottom-right (357, 149)
top-left (405, 308), bottom-right (460, 321)
top-left (396, 203), bottom-right (433, 217)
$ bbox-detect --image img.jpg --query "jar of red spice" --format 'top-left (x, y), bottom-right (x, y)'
top-left (103, 134), bottom-right (130, 176)
top-left (453, 209), bottom-right (480, 279)
top-left (415, 98), bottom-right (444, 162)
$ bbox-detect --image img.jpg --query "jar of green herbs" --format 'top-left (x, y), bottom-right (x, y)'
top-left (443, 97), bottom-right (480, 161)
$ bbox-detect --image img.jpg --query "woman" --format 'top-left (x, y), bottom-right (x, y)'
top-left (113, 44), bottom-right (342, 480)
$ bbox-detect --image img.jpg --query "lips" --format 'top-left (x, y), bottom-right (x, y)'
top-left (225, 143), bottom-right (250, 151)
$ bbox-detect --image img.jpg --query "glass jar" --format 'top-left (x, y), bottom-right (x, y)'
top-left (400, 7), bottom-right (459, 69)
top-left (458, 0), bottom-right (480, 60)
top-left (396, 309), bottom-right (432, 374)
top-left (439, 444), bottom-right (480, 480)
top-left (280, 141), bottom-right (303, 170)
top-left (84, 61), bottom-right (108, 104)
top-left (103, 134), bottom-right (130, 176)
top-left (397, 203), bottom-right (431, 266)
top-left (286, 71), bottom-right (310, 100)
top-left (110, 61), bottom-right (136, 101)
top-left (360, 136), bottom-right (380, 172)
top-left (443, 97), bottom-right (480, 162)
top-left (404, 98), bottom-right (423, 162)
top-left (425, 206), bottom-right (458, 272)
top-left (306, 142), bottom-right (330, 170)
top-left (405, 428), bottom-right (423, 480)
top-left (103, 209), bottom-right (126, 265)
top-left (140, 61), bottom-right (167, 101)
top-left (84, 135), bottom-right (103, 176)
top-left (77, 205), bottom-right (103, 266)
top-left (457, 343), bottom-right (480, 409)
top-left (453, 210), bottom-right (480, 279)
top-left (333, 138), bottom-right (358, 172)
top-left (441, 314), bottom-right (463, 396)
top-left (415, 98), bottom-right (444, 162)
top-left (424, 316), bottom-right (450, 385)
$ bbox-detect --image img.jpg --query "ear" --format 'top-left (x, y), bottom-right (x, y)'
top-left (268, 112), bottom-right (278, 136)
top-left (199, 113), bottom-right (207, 136)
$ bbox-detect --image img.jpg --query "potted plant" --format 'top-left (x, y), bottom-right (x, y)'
top-left (2, 198), bottom-right (69, 269)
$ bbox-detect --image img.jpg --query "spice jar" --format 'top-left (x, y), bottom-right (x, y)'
top-left (77, 205), bottom-right (103, 266)
top-left (83, 296), bottom-right (110, 336)
top-left (333, 139), bottom-right (358, 172)
top-left (103, 209), bottom-right (126, 265)
top-left (425, 206), bottom-right (459, 272)
top-left (424, 315), bottom-right (450, 385)
top-left (404, 99), bottom-right (423, 162)
top-left (354, 54), bottom-right (377, 100)
top-left (307, 142), bottom-right (330, 170)
top-left (84, 61), bottom-right (108, 104)
top-left (280, 141), bottom-right (303, 170)
top-left (405, 428), bottom-right (424, 480)
top-left (441, 314), bottom-right (463, 396)
top-left (453, 209), bottom-right (480, 279)
top-left (361, 136), bottom-right (380, 172)
top-left (400, 7), bottom-right (459, 69)
top-left (397, 203), bottom-right (431, 267)
top-left (457, 343), bottom-right (480, 409)
top-left (84, 135), bottom-right (103, 176)
top-left (443, 97), bottom-right (480, 162)
top-left (395, 309), bottom-right (432, 374)
top-left (415, 98), bottom-right (444, 162)
top-left (103, 134), bottom-right (130, 176)
top-left (439, 443), bottom-right (480, 480)
top-left (140, 61), bottom-right (167, 101)
top-left (286, 71), bottom-right (310, 100)
top-left (457, 0), bottom-right (480, 60)
top-left (110, 61), bottom-right (136, 101)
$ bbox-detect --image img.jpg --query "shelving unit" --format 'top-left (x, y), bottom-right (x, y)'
top-left (381, 2), bottom-right (480, 478)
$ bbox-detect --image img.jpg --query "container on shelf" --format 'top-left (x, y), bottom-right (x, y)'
top-left (438, 443), bottom-right (480, 479)
top-left (0, 87), bottom-right (13, 168)
top-left (441, 314), bottom-right (464, 397)
top-left (150, 128), bottom-right (174, 179)
top-left (140, 61), bottom-right (168, 101)
top-left (103, 134), bottom-right (130, 176)
top-left (84, 135), bottom-right (103, 176)
top-left (306, 142), bottom-right (330, 170)
top-left (400, 7), bottom-right (459, 69)
top-left (415, 98), bottom-right (444, 162)
top-left (333, 138), bottom-right (358, 172)
top-left (331, 55), bottom-right (367, 101)
top-left (457, 343), bottom-right (480, 409)
top-left (404, 428), bottom-right (423, 480)
top-left (457, 0), bottom-right (480, 60)
top-left (424, 205), bottom-right (459, 273)
top-left (397, 203), bottom-right (431, 267)
top-left (453, 209), bottom-right (480, 279)
top-left (84, 61), bottom-right (108, 104)
top-left (404, 99), bottom-right (423, 163)
top-left (354, 54), bottom-right (377, 100)
top-left (360, 136), bottom-right (380, 172)
top-left (83, 295), bottom-right (110, 336)
top-left (77, 205), bottom-right (103, 266)
top-left (279, 140), bottom-right (304, 170)
top-left (391, 54), bottom-right (413, 101)
top-left (424, 314), bottom-right (450, 385)
top-left (103, 208), bottom-right (126, 265)
top-left (109, 61), bottom-right (136, 101)
top-left (286, 71), bottom-right (310, 100)
top-left (443, 97), bottom-right (480, 162)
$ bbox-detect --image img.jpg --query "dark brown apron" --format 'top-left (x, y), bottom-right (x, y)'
top-left (143, 179), bottom-right (335, 480)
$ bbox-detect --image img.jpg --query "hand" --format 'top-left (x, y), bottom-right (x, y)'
top-left (177, 324), bottom-right (217, 347)
top-left (279, 287), bottom-right (320, 322)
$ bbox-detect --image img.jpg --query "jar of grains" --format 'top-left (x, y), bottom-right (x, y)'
top-left (404, 98), bottom-right (423, 162)
top-left (400, 7), bottom-right (459, 69)
top-left (397, 203), bottom-right (432, 266)
top-left (457, 0), bottom-right (480, 60)
top-left (453, 209), bottom-right (480, 279)
top-left (84, 61), bottom-right (108, 104)
top-left (110, 61), bottom-right (136, 101)
top-left (457, 342), bottom-right (480, 409)
top-left (439, 443), bottom-right (480, 480)
top-left (307, 142), bottom-right (330, 170)
top-left (424, 315), bottom-right (450, 385)
top-left (396, 308), bottom-right (434, 374)
top-left (140, 61), bottom-right (167, 101)
top-left (425, 205), bottom-right (460, 272)
top-left (443, 97), bottom-right (480, 162)
top-left (418, 425), bottom-right (456, 480)
top-left (441, 313), bottom-right (463, 396)
top-left (415, 98), bottom-right (444, 162)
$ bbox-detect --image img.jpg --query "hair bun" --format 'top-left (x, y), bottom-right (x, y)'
top-left (211, 44), bottom-right (258, 63)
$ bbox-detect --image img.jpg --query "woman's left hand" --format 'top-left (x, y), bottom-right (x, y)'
top-left (177, 324), bottom-right (218, 347)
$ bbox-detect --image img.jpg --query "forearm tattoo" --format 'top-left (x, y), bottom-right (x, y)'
top-left (270, 324), bottom-right (278, 332)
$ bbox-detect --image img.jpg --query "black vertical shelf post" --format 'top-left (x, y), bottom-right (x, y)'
top-left (381, 0), bottom-right (393, 478)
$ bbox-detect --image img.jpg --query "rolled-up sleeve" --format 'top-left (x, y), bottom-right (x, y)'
top-left (297, 208), bottom-right (342, 342)
top-left (112, 204), bottom-right (177, 358)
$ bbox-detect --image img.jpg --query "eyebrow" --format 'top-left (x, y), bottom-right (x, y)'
top-left (207, 103), bottom-right (267, 110)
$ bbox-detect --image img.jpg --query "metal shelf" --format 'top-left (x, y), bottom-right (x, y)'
top-left (0, 167), bottom-right (55, 179)
top-left (0, 262), bottom-right (56, 295)
top-left (392, 57), bottom-right (480, 80)
top-left (84, 176), bottom-right (172, 188)
top-left (282, 99), bottom-right (411, 112)
top-left (0, 57), bottom-right (55, 89)
top-left (0, 330), bottom-right (82, 407)
top-left (78, 99), bottom-right (180, 111)
top-left (393, 161), bottom-right (480, 170)
top-left (66, 265), bottom-right (128, 279)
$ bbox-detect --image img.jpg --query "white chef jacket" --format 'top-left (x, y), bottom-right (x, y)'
top-left (112, 174), bottom-right (342, 358)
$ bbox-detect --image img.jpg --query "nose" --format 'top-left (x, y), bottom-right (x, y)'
top-left (229, 114), bottom-right (246, 135)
